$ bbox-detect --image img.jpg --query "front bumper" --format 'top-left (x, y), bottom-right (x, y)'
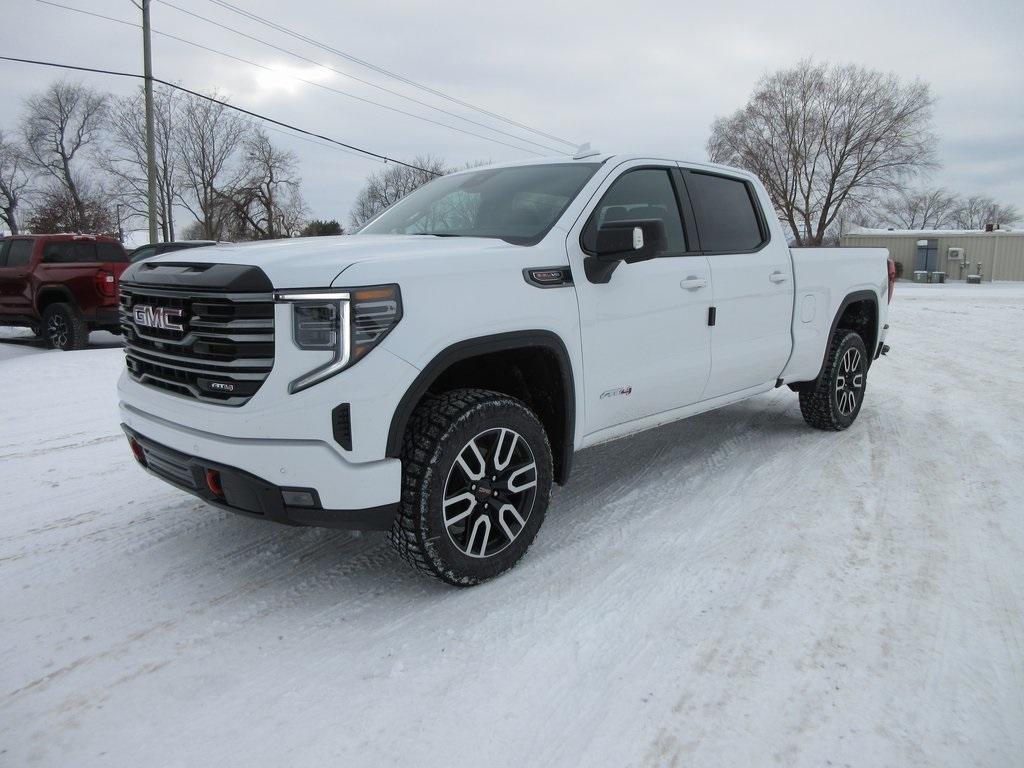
top-left (123, 425), bottom-right (397, 530)
top-left (119, 392), bottom-right (403, 522)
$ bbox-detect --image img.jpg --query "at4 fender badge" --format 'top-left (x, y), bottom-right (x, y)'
top-left (600, 386), bottom-right (632, 400)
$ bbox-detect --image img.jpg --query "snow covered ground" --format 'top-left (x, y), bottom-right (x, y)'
top-left (2, 283), bottom-right (1023, 767)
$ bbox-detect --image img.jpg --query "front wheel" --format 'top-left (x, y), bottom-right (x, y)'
top-left (799, 330), bottom-right (868, 431)
top-left (390, 388), bottom-right (553, 586)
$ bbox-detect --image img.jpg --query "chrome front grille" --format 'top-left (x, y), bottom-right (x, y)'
top-left (120, 286), bottom-right (275, 406)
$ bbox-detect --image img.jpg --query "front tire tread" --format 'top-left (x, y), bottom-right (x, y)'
top-left (390, 388), bottom-right (549, 586)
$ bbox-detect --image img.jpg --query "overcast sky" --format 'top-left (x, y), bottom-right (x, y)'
top-left (5, 0), bottom-right (1023, 231)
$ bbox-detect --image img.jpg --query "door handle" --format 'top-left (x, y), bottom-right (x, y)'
top-left (680, 276), bottom-right (707, 290)
top-left (769, 271), bottom-right (789, 284)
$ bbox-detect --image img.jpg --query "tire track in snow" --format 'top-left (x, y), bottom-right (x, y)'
top-left (0, 433), bottom-right (122, 461)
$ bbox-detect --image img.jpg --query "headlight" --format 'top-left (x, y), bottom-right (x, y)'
top-left (293, 302), bottom-right (341, 350)
top-left (275, 285), bottom-right (402, 393)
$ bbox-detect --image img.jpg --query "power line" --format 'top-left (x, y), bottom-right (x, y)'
top-left (157, 0), bottom-right (565, 154)
top-left (35, 0), bottom-right (551, 156)
top-left (0, 55), bottom-right (441, 175)
top-left (208, 0), bottom-right (578, 149)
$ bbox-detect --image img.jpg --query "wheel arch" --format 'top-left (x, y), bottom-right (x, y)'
top-left (793, 289), bottom-right (879, 392)
top-left (35, 285), bottom-right (77, 314)
top-left (386, 331), bottom-right (576, 484)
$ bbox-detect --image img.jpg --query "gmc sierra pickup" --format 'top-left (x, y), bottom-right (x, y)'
top-left (118, 154), bottom-right (893, 585)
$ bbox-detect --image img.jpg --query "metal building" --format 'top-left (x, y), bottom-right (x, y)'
top-left (840, 229), bottom-right (1024, 282)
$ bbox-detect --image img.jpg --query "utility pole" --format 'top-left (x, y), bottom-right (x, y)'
top-left (142, 0), bottom-right (158, 244)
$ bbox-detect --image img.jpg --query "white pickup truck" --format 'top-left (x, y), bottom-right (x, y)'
top-left (118, 153), bottom-right (893, 585)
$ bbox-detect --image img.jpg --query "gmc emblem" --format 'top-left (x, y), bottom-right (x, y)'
top-left (133, 305), bottom-right (185, 332)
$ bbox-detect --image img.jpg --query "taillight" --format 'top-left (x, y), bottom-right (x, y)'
top-left (887, 258), bottom-right (896, 304)
top-left (95, 271), bottom-right (117, 298)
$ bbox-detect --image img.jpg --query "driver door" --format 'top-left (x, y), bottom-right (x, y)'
top-left (567, 162), bottom-right (712, 437)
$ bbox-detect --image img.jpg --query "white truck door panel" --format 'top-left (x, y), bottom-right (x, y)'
top-left (704, 250), bottom-right (794, 395)
top-left (681, 169), bottom-right (794, 398)
top-left (568, 164), bottom-right (712, 435)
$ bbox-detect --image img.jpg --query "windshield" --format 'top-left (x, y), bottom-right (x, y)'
top-left (357, 163), bottom-right (600, 245)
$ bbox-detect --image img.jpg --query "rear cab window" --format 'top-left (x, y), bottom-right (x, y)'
top-left (97, 242), bottom-right (129, 262)
top-left (685, 171), bottom-right (767, 253)
top-left (43, 241), bottom-right (99, 263)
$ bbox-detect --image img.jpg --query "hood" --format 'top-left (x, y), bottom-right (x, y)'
top-left (144, 235), bottom-right (525, 288)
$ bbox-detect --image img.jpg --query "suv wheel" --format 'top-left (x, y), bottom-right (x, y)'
top-left (390, 388), bottom-right (553, 586)
top-left (799, 330), bottom-right (868, 431)
top-left (43, 303), bottom-right (88, 351)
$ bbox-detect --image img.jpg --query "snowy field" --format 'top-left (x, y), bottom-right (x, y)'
top-left (2, 283), bottom-right (1023, 767)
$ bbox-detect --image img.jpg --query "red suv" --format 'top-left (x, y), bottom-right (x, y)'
top-left (0, 234), bottom-right (129, 350)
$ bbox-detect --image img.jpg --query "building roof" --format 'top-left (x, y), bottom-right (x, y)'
top-left (846, 227), bottom-right (1020, 237)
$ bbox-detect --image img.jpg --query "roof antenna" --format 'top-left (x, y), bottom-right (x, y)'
top-left (573, 142), bottom-right (600, 160)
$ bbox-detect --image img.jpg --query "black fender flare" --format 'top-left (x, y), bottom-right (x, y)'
top-left (34, 285), bottom-right (77, 314)
top-left (803, 289), bottom-right (880, 387)
top-left (386, 330), bottom-right (577, 484)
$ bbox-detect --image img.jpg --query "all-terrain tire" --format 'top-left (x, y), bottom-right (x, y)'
top-left (799, 330), bottom-right (868, 431)
top-left (42, 303), bottom-right (88, 350)
top-left (389, 388), bottom-right (553, 586)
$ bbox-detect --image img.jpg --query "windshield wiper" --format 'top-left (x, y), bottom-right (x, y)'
top-left (408, 232), bottom-right (462, 237)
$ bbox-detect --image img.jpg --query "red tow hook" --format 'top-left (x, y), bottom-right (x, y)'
top-left (128, 437), bottom-right (146, 466)
top-left (205, 469), bottom-right (225, 500)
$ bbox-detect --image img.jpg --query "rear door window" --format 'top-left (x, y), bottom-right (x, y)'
top-left (7, 239), bottom-right (33, 268)
top-left (43, 241), bottom-right (98, 263)
top-left (686, 172), bottom-right (766, 253)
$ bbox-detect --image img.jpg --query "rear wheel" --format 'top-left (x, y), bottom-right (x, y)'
top-left (390, 388), bottom-right (552, 586)
top-left (799, 331), bottom-right (868, 431)
top-left (42, 303), bottom-right (88, 350)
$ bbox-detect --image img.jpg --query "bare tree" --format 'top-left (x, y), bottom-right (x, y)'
top-left (952, 195), bottom-right (1021, 229)
top-left (180, 219), bottom-right (206, 240)
top-left (21, 80), bottom-right (109, 231)
top-left (0, 129), bottom-right (33, 234)
top-left (823, 198), bottom-right (879, 244)
top-left (175, 91), bottom-right (248, 239)
top-left (227, 128), bottom-right (307, 239)
top-left (349, 155), bottom-right (449, 228)
top-left (26, 187), bottom-right (116, 235)
top-left (275, 187), bottom-right (309, 238)
top-left (707, 60), bottom-right (937, 246)
top-left (102, 85), bottom-right (182, 241)
top-left (876, 187), bottom-right (958, 229)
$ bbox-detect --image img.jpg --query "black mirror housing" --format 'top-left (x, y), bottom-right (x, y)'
top-left (586, 218), bottom-right (667, 283)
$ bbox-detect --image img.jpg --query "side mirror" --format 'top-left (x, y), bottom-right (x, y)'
top-left (586, 219), bottom-right (666, 283)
